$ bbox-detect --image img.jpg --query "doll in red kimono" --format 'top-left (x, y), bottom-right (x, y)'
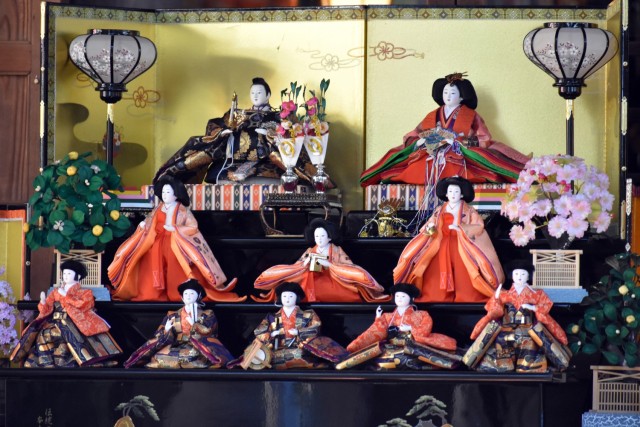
top-left (124, 279), bottom-right (234, 369)
top-left (254, 218), bottom-right (388, 303)
top-left (463, 260), bottom-right (571, 372)
top-left (345, 283), bottom-right (460, 370)
top-left (394, 176), bottom-right (504, 302)
top-left (11, 260), bottom-right (122, 367)
top-left (360, 72), bottom-right (528, 187)
top-left (108, 174), bottom-right (244, 302)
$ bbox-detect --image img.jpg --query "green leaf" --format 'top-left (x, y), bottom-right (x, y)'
top-left (620, 326), bottom-right (630, 339)
top-left (113, 216), bottom-right (131, 231)
top-left (59, 220), bottom-right (76, 237)
top-left (623, 268), bottom-right (636, 282)
top-left (106, 198), bottom-right (121, 211)
top-left (625, 354), bottom-right (638, 368)
top-left (603, 350), bottom-right (622, 365)
top-left (87, 191), bottom-right (103, 205)
top-left (624, 341), bottom-right (638, 355)
top-left (98, 227), bottom-right (113, 243)
top-left (605, 323), bottom-right (620, 338)
top-left (582, 343), bottom-right (599, 354)
top-left (71, 210), bottom-right (85, 225)
top-left (46, 231), bottom-right (64, 247)
top-left (584, 317), bottom-right (599, 334)
top-left (49, 209), bottom-right (67, 222)
top-left (569, 342), bottom-right (581, 354)
top-left (592, 334), bottom-right (605, 348)
top-left (90, 209), bottom-right (105, 226)
top-left (82, 231), bottom-right (98, 247)
top-left (88, 175), bottom-right (102, 191)
top-left (603, 303), bottom-right (618, 321)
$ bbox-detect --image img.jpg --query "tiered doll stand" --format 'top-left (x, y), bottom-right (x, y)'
top-left (9, 198), bottom-right (625, 426)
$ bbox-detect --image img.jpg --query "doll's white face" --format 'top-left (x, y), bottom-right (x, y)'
top-left (512, 269), bottom-right (530, 287)
top-left (250, 84), bottom-right (270, 108)
top-left (394, 291), bottom-right (411, 309)
top-left (182, 289), bottom-right (199, 305)
top-left (442, 84), bottom-right (463, 108)
top-left (280, 291), bottom-right (297, 308)
top-left (314, 227), bottom-right (331, 248)
top-left (162, 184), bottom-right (177, 205)
top-left (446, 185), bottom-right (462, 204)
top-left (62, 269), bottom-right (78, 286)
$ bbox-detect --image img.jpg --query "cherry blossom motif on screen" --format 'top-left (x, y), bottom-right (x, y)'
top-left (501, 154), bottom-right (613, 247)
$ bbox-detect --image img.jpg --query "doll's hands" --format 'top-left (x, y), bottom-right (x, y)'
top-left (303, 256), bottom-right (311, 267)
top-left (221, 129), bottom-right (233, 136)
top-left (164, 318), bottom-right (174, 332)
top-left (521, 303), bottom-right (536, 312)
top-left (317, 259), bottom-right (331, 268)
top-left (271, 329), bottom-right (282, 337)
top-left (138, 221), bottom-right (146, 228)
top-left (494, 284), bottom-right (502, 299)
top-left (415, 138), bottom-right (427, 148)
top-left (287, 328), bottom-right (299, 336)
top-left (163, 225), bottom-right (175, 232)
top-left (255, 128), bottom-right (268, 135)
top-left (40, 291), bottom-right (46, 304)
top-left (448, 224), bottom-right (460, 231)
top-left (376, 306), bottom-right (383, 318)
top-left (399, 324), bottom-right (412, 332)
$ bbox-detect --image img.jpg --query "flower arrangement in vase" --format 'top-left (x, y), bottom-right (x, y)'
top-left (501, 154), bottom-right (613, 248)
top-left (277, 82), bottom-right (306, 192)
top-left (24, 151), bottom-right (131, 253)
top-left (302, 79), bottom-right (330, 192)
top-left (0, 267), bottom-right (19, 361)
top-left (566, 252), bottom-right (640, 367)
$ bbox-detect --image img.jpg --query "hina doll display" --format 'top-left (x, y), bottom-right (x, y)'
top-left (154, 77), bottom-right (318, 185)
top-left (236, 282), bottom-right (348, 370)
top-left (343, 283), bottom-right (460, 370)
top-left (394, 176), bottom-right (504, 302)
top-left (253, 218), bottom-right (388, 303)
top-left (463, 260), bottom-right (572, 373)
top-left (10, 260), bottom-right (122, 367)
top-left (108, 174), bottom-right (244, 302)
top-left (124, 279), bottom-right (234, 369)
top-left (360, 72), bottom-right (529, 187)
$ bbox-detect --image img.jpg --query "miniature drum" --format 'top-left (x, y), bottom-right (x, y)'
top-left (240, 338), bottom-right (272, 370)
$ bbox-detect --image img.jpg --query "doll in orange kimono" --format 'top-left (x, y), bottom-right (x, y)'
top-left (11, 261), bottom-right (122, 367)
top-left (360, 72), bottom-right (528, 187)
top-left (464, 260), bottom-right (571, 373)
top-left (345, 283), bottom-right (460, 370)
top-left (394, 176), bottom-right (504, 302)
top-left (253, 218), bottom-right (388, 303)
top-left (108, 175), bottom-right (244, 302)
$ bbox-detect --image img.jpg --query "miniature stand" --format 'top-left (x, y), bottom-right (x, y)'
top-left (259, 192), bottom-right (342, 236)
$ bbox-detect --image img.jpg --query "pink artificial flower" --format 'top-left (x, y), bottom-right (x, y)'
top-left (566, 216), bottom-right (589, 239)
top-left (547, 216), bottom-right (567, 238)
top-left (571, 196), bottom-right (592, 220)
top-left (279, 110), bottom-right (290, 119)
top-left (281, 120), bottom-right (292, 130)
top-left (509, 225), bottom-right (531, 247)
top-left (556, 164), bottom-right (577, 183)
top-left (523, 220), bottom-right (537, 240)
top-left (292, 123), bottom-right (303, 136)
top-left (319, 121), bottom-right (329, 134)
top-left (284, 100), bottom-right (296, 112)
top-left (532, 199), bottom-right (552, 217)
top-left (599, 192), bottom-right (614, 211)
top-left (502, 201), bottom-right (521, 222)
top-left (306, 96), bottom-right (319, 106)
top-left (593, 212), bottom-right (612, 233)
top-left (276, 125), bottom-right (286, 136)
top-left (554, 195), bottom-right (572, 217)
top-left (307, 107), bottom-right (317, 116)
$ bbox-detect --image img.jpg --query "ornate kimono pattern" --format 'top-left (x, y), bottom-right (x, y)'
top-left (124, 308), bottom-right (233, 369)
top-left (394, 202), bottom-right (504, 302)
top-left (108, 203), bottom-right (244, 302)
top-left (346, 307), bottom-right (458, 370)
top-left (467, 286), bottom-right (570, 373)
top-left (10, 284), bottom-right (121, 367)
top-left (253, 243), bottom-right (388, 303)
top-left (154, 108), bottom-right (324, 186)
top-left (252, 307), bottom-right (336, 370)
top-left (360, 105), bottom-right (527, 186)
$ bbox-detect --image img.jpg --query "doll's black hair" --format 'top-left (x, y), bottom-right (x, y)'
top-left (304, 218), bottom-right (341, 246)
top-left (275, 282), bottom-right (306, 303)
top-left (60, 260), bottom-right (87, 281)
top-left (153, 174), bottom-right (190, 207)
top-left (431, 73), bottom-right (478, 110)
top-left (252, 77), bottom-right (271, 97)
